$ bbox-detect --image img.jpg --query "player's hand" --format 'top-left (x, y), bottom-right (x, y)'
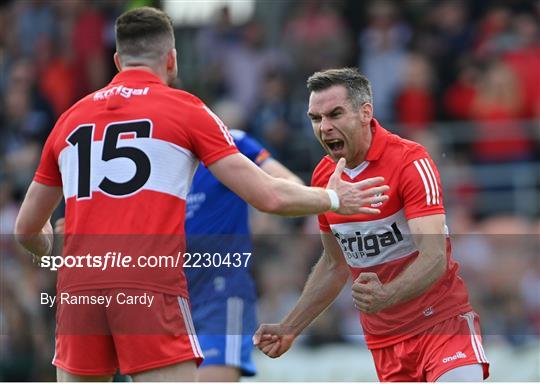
top-left (327, 158), bottom-right (389, 215)
top-left (351, 272), bottom-right (395, 314)
top-left (253, 323), bottom-right (296, 358)
top-left (54, 217), bottom-right (65, 235)
top-left (31, 220), bottom-right (54, 264)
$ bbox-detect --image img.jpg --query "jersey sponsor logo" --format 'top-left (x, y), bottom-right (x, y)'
top-left (413, 158), bottom-right (440, 206)
top-left (442, 351), bottom-right (467, 363)
top-left (334, 222), bottom-right (403, 258)
top-left (330, 209), bottom-right (418, 268)
top-left (93, 85), bottom-right (149, 101)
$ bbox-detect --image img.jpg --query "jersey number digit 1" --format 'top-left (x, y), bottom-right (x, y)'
top-left (67, 120), bottom-right (152, 199)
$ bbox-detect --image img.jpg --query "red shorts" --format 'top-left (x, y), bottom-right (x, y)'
top-left (53, 289), bottom-right (203, 376)
top-left (371, 311), bottom-right (490, 382)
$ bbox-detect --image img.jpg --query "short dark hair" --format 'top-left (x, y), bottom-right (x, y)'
top-left (307, 68), bottom-right (373, 108)
top-left (115, 7), bottom-right (174, 65)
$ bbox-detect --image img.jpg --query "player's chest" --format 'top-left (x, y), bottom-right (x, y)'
top-left (330, 162), bottom-right (403, 221)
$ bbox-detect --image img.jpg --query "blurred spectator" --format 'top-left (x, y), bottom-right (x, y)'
top-left (68, 0), bottom-right (108, 98)
top-left (196, 6), bottom-right (241, 67)
top-left (195, 6), bottom-right (241, 102)
top-left (250, 71), bottom-right (295, 160)
top-left (358, 0), bottom-right (410, 123)
top-left (0, 178), bottom-right (18, 235)
top-left (284, 0), bottom-right (351, 79)
top-left (0, 76), bottom-right (50, 191)
top-left (474, 5), bottom-right (514, 57)
top-left (470, 61), bottom-right (534, 163)
top-left (220, 19), bottom-right (290, 115)
top-left (502, 13), bottom-right (540, 118)
top-left (416, 1), bottom-right (473, 90)
top-left (35, 37), bottom-right (76, 117)
top-left (521, 256), bottom-right (540, 335)
top-left (443, 59), bottom-right (479, 120)
top-left (395, 52), bottom-right (435, 137)
top-left (0, 288), bottom-right (36, 381)
top-left (13, 0), bottom-right (57, 58)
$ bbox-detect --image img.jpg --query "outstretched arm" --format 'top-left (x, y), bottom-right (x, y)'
top-left (209, 154), bottom-right (388, 216)
top-left (254, 231), bottom-right (349, 358)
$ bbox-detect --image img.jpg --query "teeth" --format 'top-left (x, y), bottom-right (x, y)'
top-left (326, 139), bottom-right (341, 144)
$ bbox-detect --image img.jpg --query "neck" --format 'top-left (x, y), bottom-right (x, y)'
top-left (347, 123), bottom-right (373, 168)
top-left (121, 66), bottom-right (166, 84)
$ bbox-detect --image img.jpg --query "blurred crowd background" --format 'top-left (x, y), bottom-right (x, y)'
top-left (1, 0), bottom-right (539, 380)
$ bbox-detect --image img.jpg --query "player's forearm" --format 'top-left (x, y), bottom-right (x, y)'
top-left (210, 155), bottom-right (331, 215)
top-left (281, 254), bottom-right (349, 336)
top-left (268, 177), bottom-right (332, 216)
top-left (15, 231), bottom-right (53, 257)
top-left (385, 241), bottom-right (446, 306)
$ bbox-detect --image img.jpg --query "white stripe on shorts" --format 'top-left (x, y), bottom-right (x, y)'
top-left (177, 297), bottom-right (204, 358)
top-left (225, 297), bottom-right (244, 367)
top-left (460, 312), bottom-right (488, 364)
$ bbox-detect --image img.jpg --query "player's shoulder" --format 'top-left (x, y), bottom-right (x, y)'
top-left (384, 130), bottom-right (431, 164)
top-left (165, 88), bottom-right (206, 108)
top-left (51, 92), bottom-right (96, 133)
top-left (311, 156), bottom-right (335, 187)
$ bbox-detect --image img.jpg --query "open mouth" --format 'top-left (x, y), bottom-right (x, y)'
top-left (325, 139), bottom-right (344, 152)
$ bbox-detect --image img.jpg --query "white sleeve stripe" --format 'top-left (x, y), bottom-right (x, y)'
top-left (424, 159), bottom-right (440, 205)
top-left (413, 160), bottom-right (431, 205)
top-left (419, 158), bottom-right (437, 206)
top-left (203, 106), bottom-right (235, 146)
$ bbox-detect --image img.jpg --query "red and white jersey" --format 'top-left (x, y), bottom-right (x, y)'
top-left (34, 70), bottom-right (238, 296)
top-left (312, 119), bottom-right (472, 349)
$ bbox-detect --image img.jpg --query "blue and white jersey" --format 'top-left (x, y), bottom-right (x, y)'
top-left (185, 130), bottom-right (270, 302)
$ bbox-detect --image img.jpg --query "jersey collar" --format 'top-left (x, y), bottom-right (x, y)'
top-left (110, 69), bottom-right (164, 85)
top-left (365, 118), bottom-right (388, 161)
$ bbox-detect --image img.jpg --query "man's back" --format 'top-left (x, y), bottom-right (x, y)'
top-left (35, 69), bottom-right (238, 296)
top-left (37, 69), bottom-right (237, 235)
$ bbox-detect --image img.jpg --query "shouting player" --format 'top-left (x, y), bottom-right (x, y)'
top-left (185, 129), bottom-right (302, 381)
top-left (254, 68), bottom-right (490, 382)
top-left (14, 8), bottom-right (389, 382)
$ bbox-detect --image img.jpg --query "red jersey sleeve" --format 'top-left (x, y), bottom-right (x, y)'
top-left (187, 104), bottom-right (238, 166)
top-left (399, 148), bottom-right (445, 220)
top-left (34, 123), bottom-right (62, 187)
top-left (311, 159), bottom-right (332, 233)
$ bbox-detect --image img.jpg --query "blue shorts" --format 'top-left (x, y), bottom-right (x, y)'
top-left (191, 297), bottom-right (256, 376)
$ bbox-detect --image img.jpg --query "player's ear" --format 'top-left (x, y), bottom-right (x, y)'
top-left (360, 102), bottom-right (373, 124)
top-left (113, 53), bottom-right (122, 72)
top-left (166, 48), bottom-right (177, 72)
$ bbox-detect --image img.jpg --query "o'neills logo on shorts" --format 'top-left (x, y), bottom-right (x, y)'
top-left (442, 351), bottom-right (467, 363)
